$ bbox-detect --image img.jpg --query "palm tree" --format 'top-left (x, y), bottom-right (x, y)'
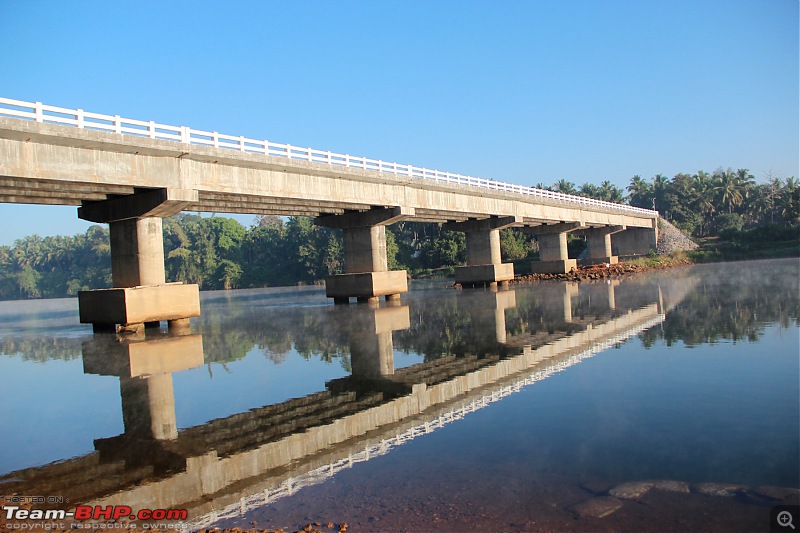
top-left (627, 175), bottom-right (652, 209)
top-left (652, 174), bottom-right (670, 214)
top-left (713, 168), bottom-right (748, 214)
top-left (578, 182), bottom-right (599, 199)
top-left (692, 171), bottom-right (716, 235)
top-left (599, 180), bottom-right (624, 203)
top-left (554, 179), bottom-right (577, 195)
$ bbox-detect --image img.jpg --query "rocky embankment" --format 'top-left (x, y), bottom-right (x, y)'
top-left (657, 218), bottom-right (699, 254)
top-left (511, 257), bottom-right (692, 284)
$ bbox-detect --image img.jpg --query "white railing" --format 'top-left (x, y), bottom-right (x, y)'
top-left (189, 312), bottom-right (665, 530)
top-left (0, 97), bottom-right (658, 218)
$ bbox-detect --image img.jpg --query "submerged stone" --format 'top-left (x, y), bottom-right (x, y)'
top-left (692, 482), bottom-right (748, 497)
top-left (568, 496), bottom-right (624, 518)
top-left (650, 479), bottom-right (691, 493)
top-left (608, 481), bottom-right (654, 500)
top-left (752, 485), bottom-right (800, 502)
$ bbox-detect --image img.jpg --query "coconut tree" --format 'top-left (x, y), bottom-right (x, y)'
top-left (554, 179), bottom-right (577, 195)
top-left (713, 168), bottom-right (749, 214)
top-left (627, 175), bottom-right (652, 209)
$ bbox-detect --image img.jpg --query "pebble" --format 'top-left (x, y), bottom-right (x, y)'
top-left (608, 481), bottom-right (654, 500)
top-left (568, 496), bottom-right (624, 518)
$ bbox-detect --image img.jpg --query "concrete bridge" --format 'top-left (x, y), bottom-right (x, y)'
top-left (0, 97), bottom-right (658, 331)
top-left (0, 277), bottom-right (697, 526)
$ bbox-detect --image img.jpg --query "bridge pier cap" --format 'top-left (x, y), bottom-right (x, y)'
top-left (77, 188), bottom-right (200, 332)
top-left (316, 207), bottom-right (413, 303)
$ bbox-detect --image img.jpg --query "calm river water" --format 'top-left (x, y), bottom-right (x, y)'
top-left (0, 259), bottom-right (798, 532)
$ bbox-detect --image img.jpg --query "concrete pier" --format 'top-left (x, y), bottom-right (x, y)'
top-left (581, 225), bottom-right (626, 265)
top-left (526, 222), bottom-right (585, 274)
top-left (317, 207), bottom-right (413, 303)
top-left (82, 332), bottom-right (204, 442)
top-left (77, 188), bottom-right (201, 333)
top-left (613, 220), bottom-right (659, 256)
top-left (445, 216), bottom-right (520, 287)
top-left (469, 288), bottom-right (517, 344)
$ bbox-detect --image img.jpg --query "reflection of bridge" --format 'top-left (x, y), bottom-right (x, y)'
top-left (0, 97), bottom-right (658, 331)
top-left (0, 279), bottom-right (692, 527)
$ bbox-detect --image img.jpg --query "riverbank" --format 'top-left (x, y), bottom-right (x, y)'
top-left (509, 238), bottom-right (798, 284)
top-left (510, 255), bottom-right (693, 284)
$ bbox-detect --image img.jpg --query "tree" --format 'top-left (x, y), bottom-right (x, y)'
top-left (713, 168), bottom-right (750, 214)
top-left (554, 179), bottom-right (577, 195)
top-left (627, 175), bottom-right (653, 209)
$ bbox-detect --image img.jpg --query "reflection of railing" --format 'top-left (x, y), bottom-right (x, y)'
top-left (191, 313), bottom-right (664, 530)
top-left (0, 97), bottom-right (657, 217)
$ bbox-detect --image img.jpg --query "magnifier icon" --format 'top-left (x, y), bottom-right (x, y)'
top-left (778, 511), bottom-right (796, 530)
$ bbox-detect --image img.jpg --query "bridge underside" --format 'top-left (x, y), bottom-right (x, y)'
top-left (0, 118), bottom-right (658, 327)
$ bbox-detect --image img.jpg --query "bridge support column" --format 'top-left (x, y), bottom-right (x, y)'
top-left (444, 216), bottom-right (520, 288)
top-left (563, 282), bottom-right (579, 322)
top-left (581, 225), bottom-right (626, 265)
top-left (316, 207), bottom-right (413, 304)
top-left (83, 331), bottom-right (204, 442)
top-left (470, 288), bottom-right (517, 344)
top-left (525, 222), bottom-right (584, 274)
top-left (76, 188), bottom-right (200, 333)
top-left (612, 219), bottom-right (659, 256)
top-left (349, 305), bottom-right (410, 378)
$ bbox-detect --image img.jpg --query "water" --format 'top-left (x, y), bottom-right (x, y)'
top-left (0, 259), bottom-right (798, 532)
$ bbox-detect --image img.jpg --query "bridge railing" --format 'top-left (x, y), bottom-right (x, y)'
top-left (0, 97), bottom-right (657, 217)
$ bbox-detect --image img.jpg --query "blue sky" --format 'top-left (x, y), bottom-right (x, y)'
top-left (0, 0), bottom-right (797, 245)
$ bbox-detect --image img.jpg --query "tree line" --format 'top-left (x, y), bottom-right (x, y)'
top-left (0, 168), bottom-right (796, 300)
top-left (541, 168), bottom-right (799, 237)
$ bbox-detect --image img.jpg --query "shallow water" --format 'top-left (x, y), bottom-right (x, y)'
top-left (0, 259), bottom-right (798, 532)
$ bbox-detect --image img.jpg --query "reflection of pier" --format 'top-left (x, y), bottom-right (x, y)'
top-left (0, 280), bottom-right (690, 527)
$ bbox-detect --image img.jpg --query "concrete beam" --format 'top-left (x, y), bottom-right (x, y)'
top-left (443, 215), bottom-right (523, 233)
top-left (78, 188), bottom-right (198, 223)
top-left (579, 225), bottom-right (626, 237)
top-left (315, 206), bottom-right (415, 229)
top-left (522, 222), bottom-right (586, 235)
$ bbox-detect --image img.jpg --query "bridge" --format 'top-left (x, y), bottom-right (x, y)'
top-left (0, 276), bottom-right (693, 527)
top-left (0, 97), bottom-right (659, 332)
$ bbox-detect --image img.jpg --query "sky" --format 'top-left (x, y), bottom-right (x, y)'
top-left (0, 0), bottom-right (797, 245)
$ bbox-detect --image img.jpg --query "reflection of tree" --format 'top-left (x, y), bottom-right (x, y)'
top-left (0, 336), bottom-right (83, 361)
top-left (638, 261), bottom-right (799, 348)
top-left (5, 262), bottom-right (796, 365)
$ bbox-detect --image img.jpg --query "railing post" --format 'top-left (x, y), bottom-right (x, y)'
top-left (35, 101), bottom-right (43, 122)
top-left (149, 120), bottom-right (156, 139)
top-left (76, 109), bottom-right (84, 129)
top-left (114, 115), bottom-right (122, 134)
top-left (180, 126), bottom-right (190, 144)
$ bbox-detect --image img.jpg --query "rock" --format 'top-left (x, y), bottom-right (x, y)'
top-left (568, 496), bottom-right (624, 518)
top-left (692, 482), bottom-right (748, 497)
top-left (608, 481), bottom-right (654, 500)
top-left (752, 485), bottom-right (800, 502)
top-left (657, 219), bottom-right (699, 254)
top-left (650, 479), bottom-right (691, 493)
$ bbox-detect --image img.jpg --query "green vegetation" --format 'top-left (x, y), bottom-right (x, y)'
top-left (0, 168), bottom-right (796, 300)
